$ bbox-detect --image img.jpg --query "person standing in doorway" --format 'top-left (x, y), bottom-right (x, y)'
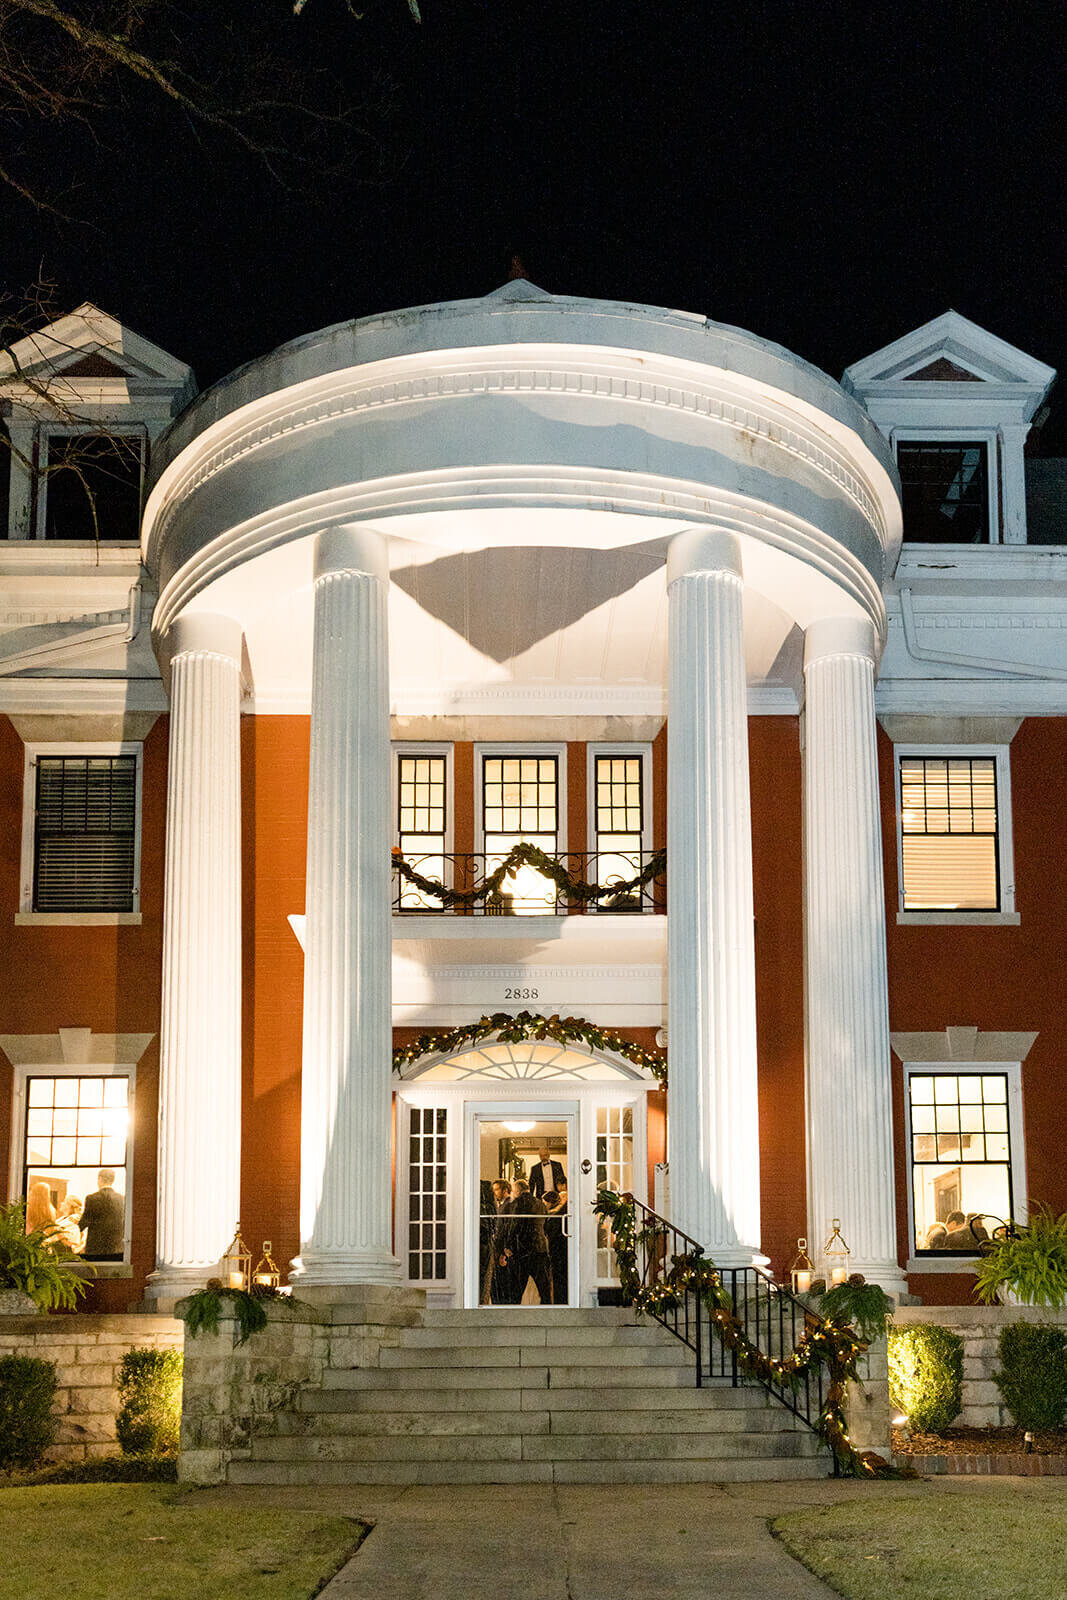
top-left (529, 1145), bottom-right (565, 1201)
top-left (500, 1178), bottom-right (553, 1304)
top-left (544, 1180), bottom-right (569, 1307)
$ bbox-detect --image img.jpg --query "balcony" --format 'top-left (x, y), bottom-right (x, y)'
top-left (391, 848), bottom-right (666, 917)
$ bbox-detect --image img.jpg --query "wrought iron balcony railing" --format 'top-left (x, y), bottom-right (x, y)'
top-left (392, 848), bottom-right (666, 916)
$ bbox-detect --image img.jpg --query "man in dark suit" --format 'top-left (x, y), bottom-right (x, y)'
top-left (528, 1146), bottom-right (566, 1201)
top-left (499, 1179), bottom-right (553, 1304)
top-left (80, 1169), bottom-right (124, 1260)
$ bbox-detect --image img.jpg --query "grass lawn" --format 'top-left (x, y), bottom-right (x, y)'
top-left (774, 1487), bottom-right (1067, 1600)
top-left (0, 1483), bottom-right (365, 1600)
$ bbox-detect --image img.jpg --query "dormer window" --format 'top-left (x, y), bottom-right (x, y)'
top-left (896, 440), bottom-right (990, 544)
top-left (38, 429), bottom-right (146, 541)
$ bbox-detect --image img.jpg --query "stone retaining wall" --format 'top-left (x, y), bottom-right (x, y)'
top-left (892, 1305), bottom-right (1067, 1428)
top-left (0, 1314), bottom-right (184, 1462)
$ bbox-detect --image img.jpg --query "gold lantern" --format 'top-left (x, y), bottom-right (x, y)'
top-left (789, 1237), bottom-right (814, 1296)
top-left (823, 1218), bottom-right (851, 1286)
top-left (252, 1241), bottom-right (281, 1290)
top-left (221, 1222), bottom-right (252, 1290)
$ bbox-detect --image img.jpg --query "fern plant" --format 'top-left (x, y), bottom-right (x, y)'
top-left (973, 1206), bottom-right (1067, 1309)
top-left (818, 1277), bottom-right (894, 1344)
top-left (0, 1201), bottom-right (93, 1311)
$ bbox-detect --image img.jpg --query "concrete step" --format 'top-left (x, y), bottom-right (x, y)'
top-left (226, 1455), bottom-right (829, 1486)
top-left (301, 1380), bottom-right (767, 1414)
top-left (398, 1322), bottom-right (675, 1349)
top-left (376, 1342), bottom-right (690, 1370)
top-left (422, 1307), bottom-right (638, 1328)
top-left (322, 1362), bottom-right (702, 1390)
top-left (248, 1428), bottom-right (822, 1465)
top-left (275, 1403), bottom-right (797, 1437)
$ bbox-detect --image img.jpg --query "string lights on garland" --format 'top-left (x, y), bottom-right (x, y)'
top-left (393, 1010), bottom-right (668, 1084)
top-left (593, 1189), bottom-right (898, 1479)
top-left (391, 840), bottom-right (666, 910)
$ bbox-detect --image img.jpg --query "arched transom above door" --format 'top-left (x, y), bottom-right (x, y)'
top-left (396, 1040), bottom-right (654, 1083)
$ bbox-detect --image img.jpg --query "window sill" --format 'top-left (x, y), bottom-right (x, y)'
top-left (896, 911), bottom-right (1020, 927)
top-left (906, 1257), bottom-right (979, 1274)
top-left (69, 1261), bottom-right (133, 1280)
top-left (15, 911), bottom-right (142, 926)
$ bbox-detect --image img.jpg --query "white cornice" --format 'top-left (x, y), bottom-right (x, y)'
top-left (0, 677), bottom-right (167, 715)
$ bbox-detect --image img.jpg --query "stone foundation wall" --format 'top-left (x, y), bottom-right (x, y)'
top-left (0, 1314), bottom-right (184, 1462)
top-left (892, 1305), bottom-right (1067, 1428)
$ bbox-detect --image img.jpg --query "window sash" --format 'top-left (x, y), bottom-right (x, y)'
top-left (907, 1071), bottom-right (1015, 1255)
top-left (396, 752), bottom-right (449, 911)
top-left (33, 755), bottom-right (137, 912)
top-left (897, 441), bottom-right (990, 544)
top-left (23, 1073), bottom-right (131, 1262)
top-left (898, 755), bottom-right (1001, 912)
top-left (406, 1105), bottom-right (447, 1281)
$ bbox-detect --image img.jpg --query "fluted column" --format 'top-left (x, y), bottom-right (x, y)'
top-left (292, 525), bottom-right (400, 1285)
top-left (666, 529), bottom-right (763, 1265)
top-left (803, 615), bottom-right (906, 1293)
top-left (147, 612), bottom-right (243, 1304)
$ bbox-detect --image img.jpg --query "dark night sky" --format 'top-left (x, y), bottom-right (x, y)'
top-left (6, 1), bottom-right (1067, 444)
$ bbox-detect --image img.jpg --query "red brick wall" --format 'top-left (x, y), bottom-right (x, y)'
top-left (0, 713), bottom-right (167, 1310)
top-left (880, 717), bottom-right (1067, 1302)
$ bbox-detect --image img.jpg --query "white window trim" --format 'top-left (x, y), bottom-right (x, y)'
top-left (586, 742), bottom-right (653, 856)
top-left (8, 1059), bottom-right (137, 1274)
top-left (33, 424), bottom-right (147, 543)
top-left (391, 742), bottom-right (455, 853)
top-left (474, 743), bottom-right (569, 857)
top-left (890, 427), bottom-right (1001, 545)
top-left (894, 742), bottom-right (1015, 922)
top-left (18, 740), bottom-right (144, 922)
top-left (902, 1059), bottom-right (1027, 1274)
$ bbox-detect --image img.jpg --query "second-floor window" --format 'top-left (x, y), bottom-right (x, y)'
top-left (590, 748), bottom-right (650, 909)
top-left (897, 749), bottom-right (1012, 914)
top-left (38, 430), bottom-right (146, 541)
top-left (481, 751), bottom-right (561, 914)
top-left (396, 750), bottom-right (449, 911)
top-left (896, 440), bottom-right (990, 544)
top-left (27, 749), bottom-right (141, 913)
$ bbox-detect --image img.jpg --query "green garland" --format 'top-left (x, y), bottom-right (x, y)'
top-left (393, 841), bottom-right (666, 910)
top-left (393, 1010), bottom-right (667, 1084)
top-left (593, 1190), bottom-right (897, 1478)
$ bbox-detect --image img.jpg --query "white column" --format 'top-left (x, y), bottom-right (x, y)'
top-left (802, 615), bottom-right (907, 1294)
top-left (147, 612), bottom-right (243, 1304)
top-left (666, 528), bottom-right (763, 1265)
top-left (292, 525), bottom-right (400, 1285)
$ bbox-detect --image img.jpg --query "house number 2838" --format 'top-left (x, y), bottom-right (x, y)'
top-left (504, 987), bottom-right (539, 1001)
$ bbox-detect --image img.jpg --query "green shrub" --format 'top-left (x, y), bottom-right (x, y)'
top-left (2, 1453), bottom-right (178, 1488)
top-left (995, 1321), bottom-right (1067, 1430)
top-left (888, 1323), bottom-right (963, 1433)
top-left (115, 1348), bottom-right (183, 1456)
top-left (0, 1355), bottom-right (58, 1473)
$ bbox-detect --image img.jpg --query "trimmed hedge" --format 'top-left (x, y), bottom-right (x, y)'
top-left (888, 1324), bottom-right (963, 1433)
top-left (1, 1453), bottom-right (178, 1489)
top-left (116, 1348), bottom-right (183, 1456)
top-left (995, 1322), bottom-right (1067, 1430)
top-left (0, 1354), bottom-right (58, 1474)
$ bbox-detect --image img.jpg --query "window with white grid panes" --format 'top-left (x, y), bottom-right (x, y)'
top-left (899, 754), bottom-right (1002, 911)
top-left (595, 1104), bottom-right (634, 1277)
top-left (24, 1075), bottom-right (130, 1261)
top-left (907, 1072), bottom-right (1014, 1255)
top-left (396, 753), bottom-right (448, 911)
top-left (593, 753), bottom-right (644, 905)
top-left (406, 1106), bottom-right (447, 1280)
top-left (482, 754), bottom-right (559, 914)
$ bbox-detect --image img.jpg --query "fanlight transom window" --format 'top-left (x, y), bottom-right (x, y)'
top-left (398, 1040), bottom-right (649, 1083)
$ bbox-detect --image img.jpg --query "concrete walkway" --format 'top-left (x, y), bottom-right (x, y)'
top-left (193, 1475), bottom-right (1067, 1599)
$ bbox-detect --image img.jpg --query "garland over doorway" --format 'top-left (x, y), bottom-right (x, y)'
top-left (393, 1010), bottom-right (668, 1085)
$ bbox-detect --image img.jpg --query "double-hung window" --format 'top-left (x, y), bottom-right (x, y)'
top-left (896, 747), bottom-right (1014, 917)
top-left (588, 745), bottom-right (652, 910)
top-left (394, 746), bottom-right (451, 912)
top-left (896, 439), bottom-right (993, 544)
top-left (479, 747), bottom-right (563, 914)
top-left (19, 1068), bottom-right (133, 1263)
top-left (20, 743), bottom-right (142, 918)
top-left (37, 428), bottom-right (147, 542)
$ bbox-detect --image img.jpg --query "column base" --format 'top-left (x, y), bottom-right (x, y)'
top-left (143, 1263), bottom-right (218, 1313)
top-left (289, 1247), bottom-right (402, 1287)
top-left (844, 1260), bottom-right (909, 1298)
top-left (702, 1244), bottom-right (771, 1271)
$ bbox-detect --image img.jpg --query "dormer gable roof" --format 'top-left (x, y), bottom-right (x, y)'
top-left (843, 310), bottom-right (1055, 425)
top-left (0, 301), bottom-right (196, 413)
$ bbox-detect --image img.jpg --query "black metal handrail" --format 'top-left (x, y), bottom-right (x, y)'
top-left (627, 1196), bottom-right (829, 1440)
top-left (393, 849), bottom-right (667, 915)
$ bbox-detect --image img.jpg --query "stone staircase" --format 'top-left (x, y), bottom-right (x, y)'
top-left (229, 1306), bottom-right (831, 1484)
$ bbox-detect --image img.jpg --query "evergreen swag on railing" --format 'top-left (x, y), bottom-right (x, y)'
top-left (394, 1010), bottom-right (667, 1083)
top-left (593, 1189), bottom-right (897, 1478)
top-left (391, 840), bottom-right (666, 909)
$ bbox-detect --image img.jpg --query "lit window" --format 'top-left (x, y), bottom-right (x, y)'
top-left (30, 752), bottom-right (139, 912)
top-left (39, 431), bottom-right (146, 541)
top-left (24, 1075), bottom-right (131, 1261)
top-left (907, 1071), bottom-right (1015, 1256)
top-left (406, 1106), bottom-right (447, 1281)
top-left (396, 751), bottom-right (448, 911)
top-left (592, 750), bottom-right (647, 910)
top-left (897, 441), bottom-right (990, 543)
top-left (481, 752), bottom-right (560, 914)
top-left (898, 751), bottom-right (1012, 913)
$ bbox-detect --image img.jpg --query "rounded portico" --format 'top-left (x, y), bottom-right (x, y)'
top-left (140, 280), bottom-right (907, 1301)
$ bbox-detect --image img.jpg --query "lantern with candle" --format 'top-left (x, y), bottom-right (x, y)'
top-left (221, 1222), bottom-right (252, 1291)
top-left (789, 1237), bottom-right (814, 1296)
top-left (823, 1218), bottom-right (851, 1285)
top-left (252, 1241), bottom-right (281, 1290)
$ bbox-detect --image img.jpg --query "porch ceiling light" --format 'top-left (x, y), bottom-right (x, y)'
top-left (501, 1120), bottom-right (536, 1133)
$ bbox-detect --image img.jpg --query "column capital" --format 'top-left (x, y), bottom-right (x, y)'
top-left (804, 614), bottom-right (877, 670)
top-left (166, 611), bottom-right (243, 664)
top-left (315, 524), bottom-right (389, 584)
top-left (666, 527), bottom-right (743, 586)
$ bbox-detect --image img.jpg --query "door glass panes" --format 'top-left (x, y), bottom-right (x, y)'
top-left (477, 1119), bottom-right (568, 1306)
top-left (909, 1073), bottom-right (1012, 1253)
top-left (24, 1075), bottom-right (130, 1260)
top-left (407, 1106), bottom-right (447, 1280)
top-left (595, 1104), bottom-right (634, 1278)
top-left (397, 754), bottom-right (448, 911)
top-left (900, 756), bottom-right (999, 910)
top-left (897, 442), bottom-right (990, 544)
top-left (482, 755), bottom-right (559, 914)
top-left (593, 754), bottom-right (644, 909)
